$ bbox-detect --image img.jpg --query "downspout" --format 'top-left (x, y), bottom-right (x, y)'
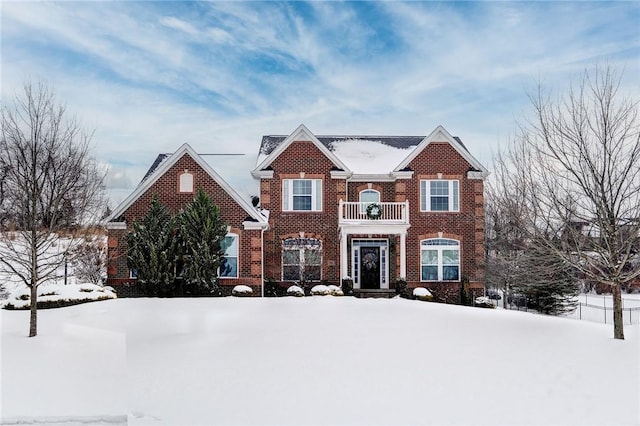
top-left (261, 226), bottom-right (265, 298)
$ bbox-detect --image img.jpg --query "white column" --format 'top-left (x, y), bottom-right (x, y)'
top-left (340, 230), bottom-right (348, 280)
top-left (399, 232), bottom-right (407, 279)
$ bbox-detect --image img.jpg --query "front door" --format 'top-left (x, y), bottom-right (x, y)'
top-left (360, 246), bottom-right (380, 289)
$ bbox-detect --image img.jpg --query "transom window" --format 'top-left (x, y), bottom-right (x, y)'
top-left (420, 180), bottom-right (459, 212)
top-left (282, 237), bottom-right (322, 281)
top-left (420, 238), bottom-right (460, 281)
top-left (359, 189), bottom-right (381, 213)
top-left (283, 179), bottom-right (322, 211)
top-left (219, 234), bottom-right (239, 278)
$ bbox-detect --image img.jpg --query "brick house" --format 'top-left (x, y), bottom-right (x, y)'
top-left (105, 143), bottom-right (268, 296)
top-left (254, 124), bottom-right (488, 301)
top-left (106, 124), bottom-right (488, 301)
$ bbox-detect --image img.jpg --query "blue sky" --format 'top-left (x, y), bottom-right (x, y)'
top-left (2, 1), bottom-right (639, 206)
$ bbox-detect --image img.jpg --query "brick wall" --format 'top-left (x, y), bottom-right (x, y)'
top-left (259, 138), bottom-right (485, 298)
top-left (107, 153), bottom-right (263, 294)
top-left (403, 142), bottom-right (485, 296)
top-left (261, 140), bottom-right (341, 283)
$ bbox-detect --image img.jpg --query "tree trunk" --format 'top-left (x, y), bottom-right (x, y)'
top-left (29, 284), bottom-right (37, 337)
top-left (611, 282), bottom-right (624, 340)
top-left (503, 284), bottom-right (509, 310)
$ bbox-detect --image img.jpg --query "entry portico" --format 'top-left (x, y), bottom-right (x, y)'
top-left (338, 200), bottom-right (410, 289)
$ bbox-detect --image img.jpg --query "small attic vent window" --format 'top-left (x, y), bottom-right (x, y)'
top-left (179, 171), bottom-right (194, 193)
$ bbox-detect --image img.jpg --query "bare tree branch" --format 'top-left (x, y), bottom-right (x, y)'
top-left (0, 80), bottom-right (106, 337)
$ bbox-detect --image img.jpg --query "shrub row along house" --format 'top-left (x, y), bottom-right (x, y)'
top-left (105, 124), bottom-right (489, 301)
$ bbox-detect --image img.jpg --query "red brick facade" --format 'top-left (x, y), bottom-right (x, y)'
top-left (106, 146), bottom-right (266, 296)
top-left (255, 125), bottom-right (487, 303)
top-left (107, 126), bottom-right (487, 303)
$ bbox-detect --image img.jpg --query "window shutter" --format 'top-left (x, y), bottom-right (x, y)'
top-left (314, 179), bottom-right (322, 211)
top-left (420, 181), bottom-right (427, 211)
top-left (452, 181), bottom-right (459, 211)
top-left (283, 180), bottom-right (290, 211)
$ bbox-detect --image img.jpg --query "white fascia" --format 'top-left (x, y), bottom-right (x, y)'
top-left (105, 222), bottom-right (127, 230)
top-left (330, 170), bottom-right (352, 179)
top-left (467, 170), bottom-right (490, 180)
top-left (348, 173), bottom-right (397, 182)
top-left (390, 171), bottom-right (414, 180)
top-left (251, 170), bottom-right (274, 179)
top-left (243, 220), bottom-right (269, 230)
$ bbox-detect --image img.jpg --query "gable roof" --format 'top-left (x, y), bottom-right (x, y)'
top-left (254, 124), bottom-right (485, 176)
top-left (253, 124), bottom-right (351, 173)
top-left (105, 143), bottom-right (267, 225)
top-left (394, 125), bottom-right (488, 175)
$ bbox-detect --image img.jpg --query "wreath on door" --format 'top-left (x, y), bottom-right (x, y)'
top-left (366, 203), bottom-right (382, 220)
top-left (362, 252), bottom-right (378, 270)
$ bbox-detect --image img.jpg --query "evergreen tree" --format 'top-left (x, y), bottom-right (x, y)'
top-left (510, 245), bottom-right (580, 315)
top-left (126, 195), bottom-right (177, 296)
top-left (178, 189), bottom-right (227, 295)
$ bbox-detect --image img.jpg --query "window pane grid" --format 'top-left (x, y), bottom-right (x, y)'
top-left (220, 234), bottom-right (238, 278)
top-left (282, 238), bottom-right (322, 281)
top-left (284, 179), bottom-right (321, 211)
top-left (420, 239), bottom-right (460, 282)
top-left (420, 180), bottom-right (459, 212)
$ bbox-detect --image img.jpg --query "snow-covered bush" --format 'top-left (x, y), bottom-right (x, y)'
top-left (3, 283), bottom-right (116, 310)
top-left (413, 287), bottom-right (433, 301)
top-left (327, 285), bottom-right (344, 296)
top-left (232, 285), bottom-right (253, 297)
top-left (287, 285), bottom-right (305, 297)
top-left (474, 296), bottom-right (495, 309)
top-left (310, 285), bottom-right (330, 296)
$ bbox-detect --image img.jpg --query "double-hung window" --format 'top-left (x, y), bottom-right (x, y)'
top-left (219, 234), bottom-right (239, 278)
top-left (420, 180), bottom-right (459, 212)
top-left (283, 179), bottom-right (322, 211)
top-left (420, 238), bottom-right (460, 281)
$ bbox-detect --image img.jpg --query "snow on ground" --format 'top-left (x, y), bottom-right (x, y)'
top-left (2, 283), bottom-right (116, 309)
top-left (2, 297), bottom-right (638, 425)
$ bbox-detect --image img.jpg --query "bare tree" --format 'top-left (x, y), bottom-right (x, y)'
top-left (70, 230), bottom-right (108, 286)
top-left (0, 81), bottom-right (105, 337)
top-left (486, 151), bottom-right (581, 316)
top-left (493, 66), bottom-right (640, 339)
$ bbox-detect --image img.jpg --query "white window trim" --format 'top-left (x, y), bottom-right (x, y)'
top-left (282, 179), bottom-right (322, 212)
top-left (129, 269), bottom-right (138, 279)
top-left (281, 238), bottom-right (323, 282)
top-left (219, 233), bottom-right (239, 279)
top-left (359, 189), bottom-right (381, 214)
top-left (420, 238), bottom-right (461, 282)
top-left (420, 180), bottom-right (460, 212)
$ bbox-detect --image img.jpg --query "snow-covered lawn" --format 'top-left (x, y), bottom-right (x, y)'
top-left (1, 297), bottom-right (638, 425)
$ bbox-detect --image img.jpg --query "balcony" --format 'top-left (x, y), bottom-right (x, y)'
top-left (338, 200), bottom-right (410, 225)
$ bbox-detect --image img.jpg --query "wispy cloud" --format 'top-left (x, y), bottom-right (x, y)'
top-left (2, 1), bottom-right (638, 206)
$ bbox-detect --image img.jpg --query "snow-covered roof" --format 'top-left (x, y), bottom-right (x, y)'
top-left (255, 124), bottom-right (486, 176)
top-left (257, 135), bottom-right (424, 174)
top-left (105, 144), bottom-right (265, 226)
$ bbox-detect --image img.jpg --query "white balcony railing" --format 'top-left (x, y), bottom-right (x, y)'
top-left (339, 200), bottom-right (409, 224)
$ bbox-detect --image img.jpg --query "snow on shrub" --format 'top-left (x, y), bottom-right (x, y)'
top-left (310, 285), bottom-right (330, 296)
top-left (327, 285), bottom-right (343, 296)
top-left (232, 285), bottom-right (253, 297)
top-left (287, 285), bottom-right (305, 297)
top-left (413, 287), bottom-right (433, 301)
top-left (2, 283), bottom-right (116, 310)
top-left (474, 296), bottom-right (495, 309)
